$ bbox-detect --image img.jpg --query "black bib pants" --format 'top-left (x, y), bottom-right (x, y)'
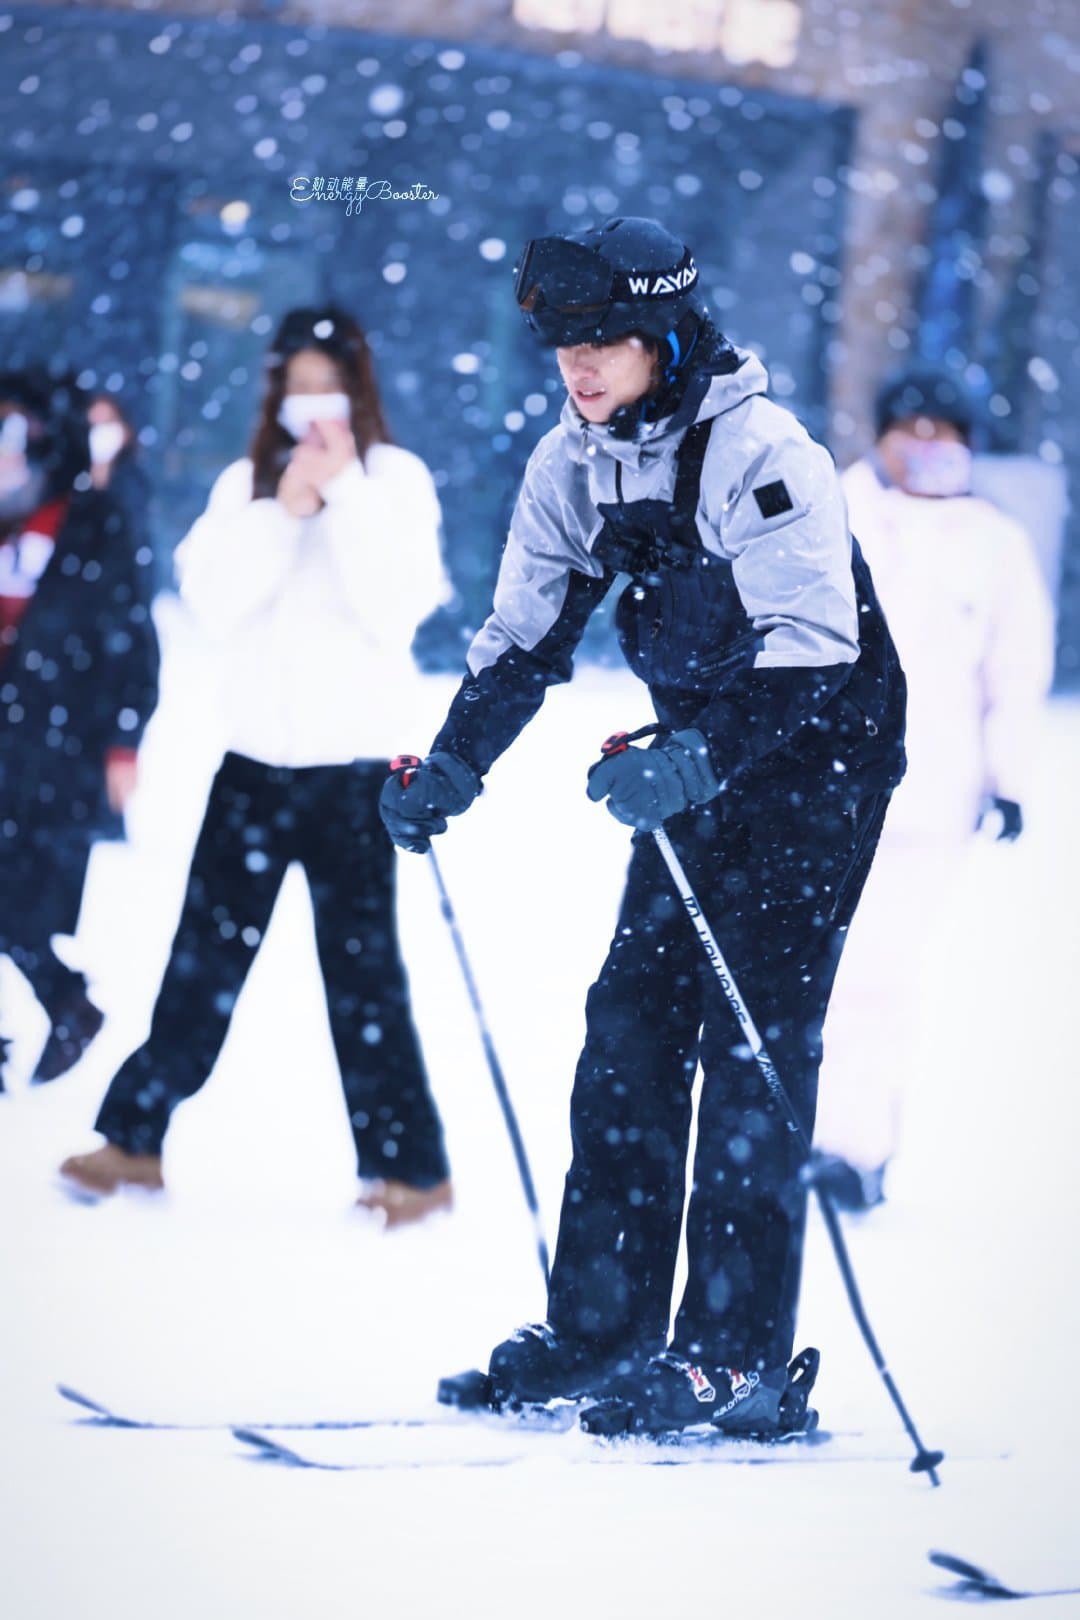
top-left (94, 752), bottom-right (450, 1189)
top-left (546, 779), bottom-right (888, 1371)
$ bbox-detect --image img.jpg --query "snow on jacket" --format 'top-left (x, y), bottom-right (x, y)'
top-left (433, 347), bottom-right (905, 796)
top-left (842, 456), bottom-right (1055, 843)
top-left (175, 444), bottom-right (451, 767)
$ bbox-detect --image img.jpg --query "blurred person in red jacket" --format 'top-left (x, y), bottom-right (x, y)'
top-left (0, 370), bottom-right (159, 1088)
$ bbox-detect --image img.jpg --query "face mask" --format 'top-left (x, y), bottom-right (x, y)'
top-left (0, 460), bottom-right (47, 523)
top-left (892, 435), bottom-right (973, 498)
top-left (0, 412), bottom-right (29, 457)
top-left (89, 420), bottom-right (127, 464)
top-left (277, 391), bottom-right (351, 441)
top-left (0, 413), bottom-right (33, 501)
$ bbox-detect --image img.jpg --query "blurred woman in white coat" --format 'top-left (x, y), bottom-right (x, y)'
top-left (60, 307), bottom-right (455, 1224)
top-left (814, 366), bottom-right (1055, 1208)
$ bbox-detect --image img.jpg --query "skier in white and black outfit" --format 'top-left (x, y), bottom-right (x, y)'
top-left (60, 307), bottom-right (454, 1225)
top-left (380, 220), bottom-right (907, 1436)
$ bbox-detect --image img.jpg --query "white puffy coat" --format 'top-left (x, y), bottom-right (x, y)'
top-left (174, 445), bottom-right (452, 767)
top-left (816, 459), bottom-right (1056, 1169)
top-left (842, 457), bottom-right (1055, 843)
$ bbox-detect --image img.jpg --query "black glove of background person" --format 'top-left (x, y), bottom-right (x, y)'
top-left (380, 752), bottom-right (481, 853)
top-left (978, 795), bottom-right (1024, 843)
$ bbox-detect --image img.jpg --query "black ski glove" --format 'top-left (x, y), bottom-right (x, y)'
top-left (586, 728), bottom-right (721, 831)
top-left (380, 752), bottom-right (481, 854)
top-left (978, 795), bottom-right (1024, 842)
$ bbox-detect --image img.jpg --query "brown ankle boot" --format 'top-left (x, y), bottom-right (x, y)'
top-left (59, 1143), bottom-right (165, 1200)
top-left (356, 1178), bottom-right (453, 1230)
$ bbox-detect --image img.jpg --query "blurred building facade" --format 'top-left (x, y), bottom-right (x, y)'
top-left (3, 0), bottom-right (1077, 677)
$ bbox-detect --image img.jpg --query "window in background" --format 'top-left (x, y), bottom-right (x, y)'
top-left (513, 0), bottom-right (802, 67)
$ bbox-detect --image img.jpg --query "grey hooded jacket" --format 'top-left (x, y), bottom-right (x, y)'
top-left (432, 346), bottom-right (905, 795)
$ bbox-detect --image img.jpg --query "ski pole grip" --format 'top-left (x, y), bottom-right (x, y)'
top-left (390, 753), bottom-right (423, 789)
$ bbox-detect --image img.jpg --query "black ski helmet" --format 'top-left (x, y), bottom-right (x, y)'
top-left (0, 367), bottom-right (90, 502)
top-left (514, 217), bottom-right (708, 362)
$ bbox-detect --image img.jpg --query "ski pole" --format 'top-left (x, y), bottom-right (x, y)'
top-left (426, 846), bottom-right (551, 1291)
top-left (649, 819), bottom-right (944, 1485)
top-left (389, 755), bottom-right (550, 1287)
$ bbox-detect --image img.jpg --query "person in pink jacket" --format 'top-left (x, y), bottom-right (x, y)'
top-left (813, 366), bottom-right (1055, 1209)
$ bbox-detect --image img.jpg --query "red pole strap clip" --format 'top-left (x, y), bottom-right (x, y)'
top-left (599, 723), bottom-right (665, 759)
top-left (390, 753), bottom-right (423, 789)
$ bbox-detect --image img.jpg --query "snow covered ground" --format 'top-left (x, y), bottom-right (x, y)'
top-left (3, 597), bottom-right (1079, 1619)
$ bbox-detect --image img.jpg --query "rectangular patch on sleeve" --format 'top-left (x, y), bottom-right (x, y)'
top-left (752, 479), bottom-right (794, 519)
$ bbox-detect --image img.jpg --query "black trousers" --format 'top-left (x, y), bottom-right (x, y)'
top-left (95, 752), bottom-right (450, 1187)
top-left (546, 782), bottom-right (890, 1373)
top-left (0, 823), bottom-right (92, 1025)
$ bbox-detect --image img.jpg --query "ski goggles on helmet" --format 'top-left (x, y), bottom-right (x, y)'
top-left (515, 234), bottom-right (700, 347)
top-left (514, 237), bottom-right (615, 322)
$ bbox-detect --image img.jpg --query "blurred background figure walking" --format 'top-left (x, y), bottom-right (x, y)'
top-left (0, 370), bottom-right (160, 1091)
top-left (87, 392), bottom-right (154, 538)
top-left (813, 365), bottom-right (1055, 1210)
top-left (59, 307), bottom-right (456, 1225)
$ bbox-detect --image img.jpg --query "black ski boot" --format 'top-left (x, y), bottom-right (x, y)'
top-left (439, 1322), bottom-right (648, 1413)
top-left (580, 1346), bottom-right (820, 1440)
top-left (32, 983), bottom-right (104, 1084)
top-left (0, 1034), bottom-right (11, 1093)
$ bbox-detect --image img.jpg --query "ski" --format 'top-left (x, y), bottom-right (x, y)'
top-left (57, 1384), bottom-right (1004, 1475)
top-left (232, 1427), bottom-right (532, 1472)
top-left (57, 1383), bottom-right (436, 1432)
top-left (56, 1381), bottom-right (576, 1435)
top-left (59, 1380), bottom-right (863, 1465)
top-left (228, 1420), bottom-right (936, 1473)
top-left (929, 1551), bottom-right (1080, 1603)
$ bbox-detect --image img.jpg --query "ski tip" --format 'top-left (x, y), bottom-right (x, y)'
top-left (232, 1426), bottom-right (270, 1448)
top-left (57, 1383), bottom-right (103, 1414)
top-left (928, 1550), bottom-right (1014, 1599)
top-left (232, 1427), bottom-right (309, 1467)
top-left (928, 1551), bottom-right (987, 1581)
top-left (232, 1426), bottom-right (287, 1452)
top-left (56, 1384), bottom-right (130, 1424)
top-left (232, 1428), bottom-right (350, 1471)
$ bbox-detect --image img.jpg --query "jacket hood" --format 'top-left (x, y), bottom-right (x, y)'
top-left (560, 346), bottom-right (771, 469)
